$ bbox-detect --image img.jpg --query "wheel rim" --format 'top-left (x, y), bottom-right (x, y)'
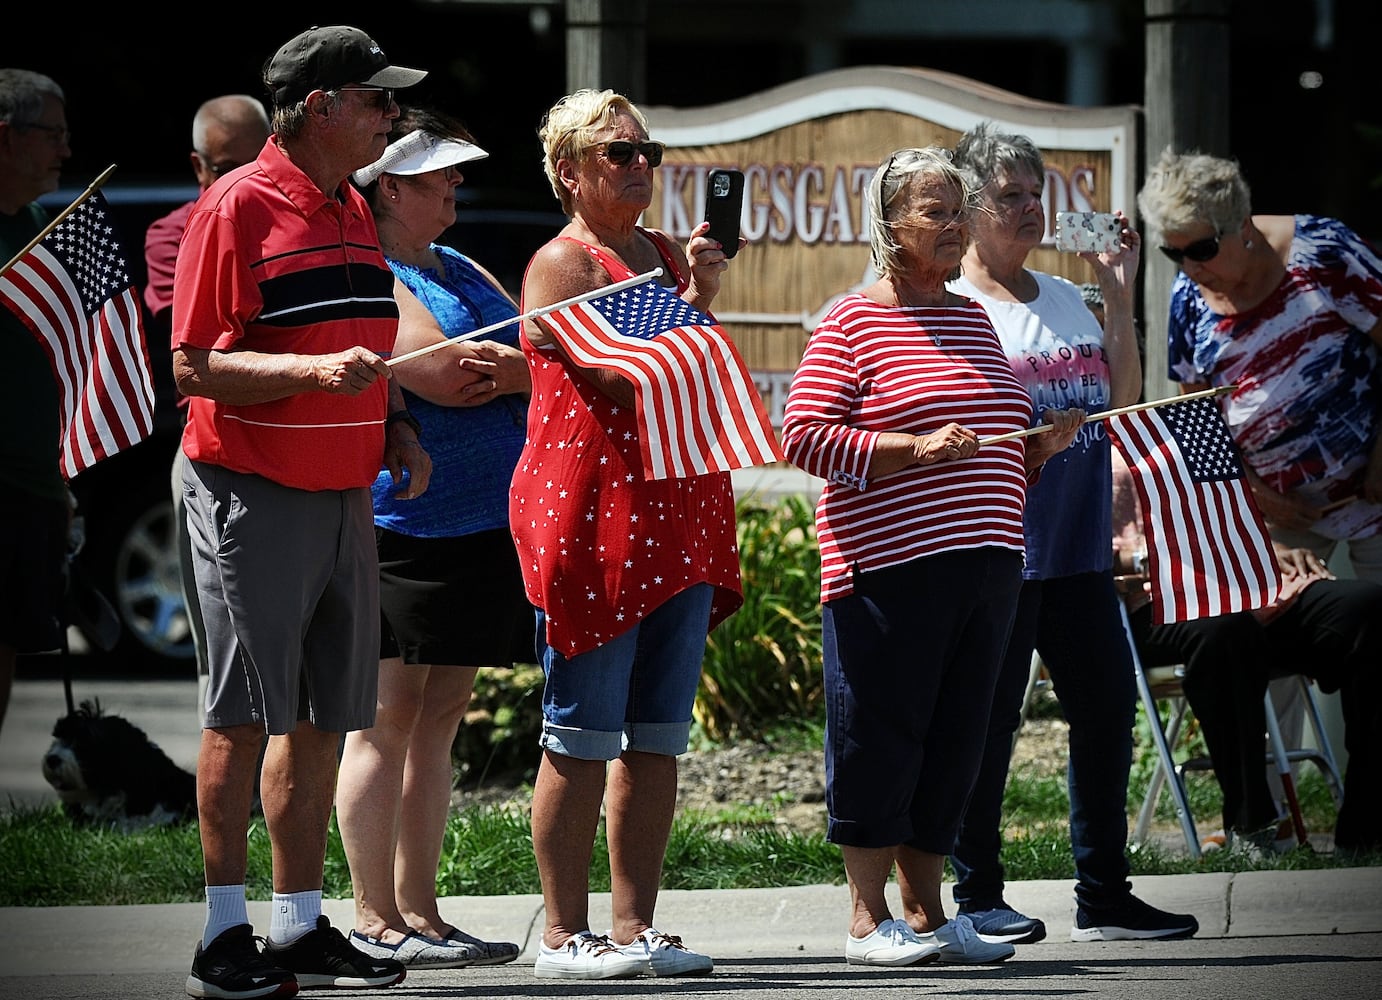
top-left (111, 500), bottom-right (195, 661)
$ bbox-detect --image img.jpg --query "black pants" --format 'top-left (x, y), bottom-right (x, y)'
top-left (1129, 579), bottom-right (1382, 849)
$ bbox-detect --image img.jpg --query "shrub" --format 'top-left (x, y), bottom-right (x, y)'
top-left (699, 494), bottom-right (824, 741)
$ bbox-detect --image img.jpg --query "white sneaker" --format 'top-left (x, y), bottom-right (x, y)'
top-left (612, 928), bottom-right (713, 976)
top-left (919, 913), bottom-right (1016, 964)
top-left (534, 931), bottom-right (647, 980)
top-left (845, 917), bottom-right (942, 967)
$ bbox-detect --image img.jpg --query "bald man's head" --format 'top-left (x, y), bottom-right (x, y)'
top-left (190, 94), bottom-right (270, 189)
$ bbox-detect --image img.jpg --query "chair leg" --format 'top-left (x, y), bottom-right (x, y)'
top-left (1298, 677), bottom-right (1346, 808)
top-left (1121, 601), bottom-right (1202, 860)
top-left (1263, 687), bottom-right (1310, 847)
top-left (1012, 652), bottom-right (1047, 759)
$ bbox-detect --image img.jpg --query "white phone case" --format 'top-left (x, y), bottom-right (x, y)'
top-left (1055, 211), bottom-right (1120, 253)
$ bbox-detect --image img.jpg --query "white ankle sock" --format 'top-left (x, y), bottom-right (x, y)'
top-left (203, 884), bottom-right (249, 946)
top-left (268, 889), bottom-right (322, 946)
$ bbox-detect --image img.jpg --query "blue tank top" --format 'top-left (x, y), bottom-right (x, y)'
top-left (371, 245), bottom-right (528, 538)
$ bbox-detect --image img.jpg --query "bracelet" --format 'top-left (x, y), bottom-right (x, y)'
top-left (385, 410), bottom-right (422, 439)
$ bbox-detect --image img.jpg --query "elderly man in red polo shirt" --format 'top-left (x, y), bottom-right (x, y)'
top-left (172, 25), bottom-right (432, 1000)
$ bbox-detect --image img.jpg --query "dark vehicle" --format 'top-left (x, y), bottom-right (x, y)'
top-left (39, 180), bottom-right (563, 672)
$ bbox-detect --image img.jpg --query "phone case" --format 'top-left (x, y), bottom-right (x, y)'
top-left (1055, 211), bottom-right (1120, 253)
top-left (704, 168), bottom-right (745, 258)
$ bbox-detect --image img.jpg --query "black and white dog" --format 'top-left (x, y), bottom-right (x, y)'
top-left (42, 699), bottom-right (197, 830)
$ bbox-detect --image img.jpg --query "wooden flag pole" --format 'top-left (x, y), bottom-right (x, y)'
top-left (386, 266), bottom-right (665, 367)
top-left (978, 385), bottom-right (1236, 446)
top-left (0, 163), bottom-right (118, 277)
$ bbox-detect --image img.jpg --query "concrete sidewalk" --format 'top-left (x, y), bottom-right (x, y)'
top-left (5, 676), bottom-right (1380, 997)
top-left (3, 867), bottom-right (1380, 978)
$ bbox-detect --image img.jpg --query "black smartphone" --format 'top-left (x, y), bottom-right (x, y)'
top-left (703, 168), bottom-right (745, 258)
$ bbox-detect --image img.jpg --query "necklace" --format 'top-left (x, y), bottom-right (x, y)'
top-left (898, 300), bottom-right (946, 348)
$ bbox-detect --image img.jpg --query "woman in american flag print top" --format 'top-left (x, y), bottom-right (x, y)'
top-left (511, 88), bottom-right (741, 981)
top-left (781, 147), bottom-right (1082, 969)
top-left (1137, 148), bottom-right (1382, 583)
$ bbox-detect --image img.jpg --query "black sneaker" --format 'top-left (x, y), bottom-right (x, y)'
top-left (186, 924), bottom-right (298, 999)
top-left (1070, 894), bottom-right (1199, 942)
top-left (262, 915), bottom-right (406, 989)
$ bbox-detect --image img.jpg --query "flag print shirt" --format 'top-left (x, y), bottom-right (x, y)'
top-left (950, 271), bottom-right (1114, 579)
top-left (1166, 215), bottom-right (1382, 540)
top-left (509, 231), bottom-right (744, 657)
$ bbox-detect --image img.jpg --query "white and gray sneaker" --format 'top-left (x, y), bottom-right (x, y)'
top-left (918, 913), bottom-right (1016, 964)
top-left (534, 931), bottom-right (647, 980)
top-left (611, 928), bottom-right (713, 976)
top-left (443, 927), bottom-right (520, 966)
top-left (347, 929), bottom-right (474, 969)
top-left (845, 917), bottom-right (942, 967)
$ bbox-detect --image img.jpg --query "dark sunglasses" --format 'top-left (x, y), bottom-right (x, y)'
top-left (595, 140), bottom-right (665, 168)
top-left (1159, 233), bottom-right (1222, 265)
top-left (336, 86), bottom-right (395, 111)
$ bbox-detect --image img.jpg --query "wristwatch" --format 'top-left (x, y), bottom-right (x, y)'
top-left (385, 409), bottom-right (422, 439)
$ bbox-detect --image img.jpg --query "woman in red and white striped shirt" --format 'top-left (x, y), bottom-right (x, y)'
top-left (782, 146), bottom-right (1081, 969)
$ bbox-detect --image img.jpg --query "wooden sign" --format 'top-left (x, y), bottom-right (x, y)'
top-left (643, 66), bottom-right (1139, 427)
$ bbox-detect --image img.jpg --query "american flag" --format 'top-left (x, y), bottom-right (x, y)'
top-left (1109, 396), bottom-right (1280, 623)
top-left (0, 190), bottom-right (154, 481)
top-left (541, 277), bottom-right (784, 480)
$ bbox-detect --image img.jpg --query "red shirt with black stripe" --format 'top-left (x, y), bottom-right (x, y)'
top-left (171, 136), bottom-right (398, 492)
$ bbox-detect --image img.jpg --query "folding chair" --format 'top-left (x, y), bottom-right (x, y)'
top-left (1120, 600), bottom-right (1345, 859)
top-left (1012, 651), bottom-right (1052, 757)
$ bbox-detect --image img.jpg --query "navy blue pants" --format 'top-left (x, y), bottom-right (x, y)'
top-left (952, 571), bottom-right (1136, 910)
top-left (823, 547), bottom-right (1022, 853)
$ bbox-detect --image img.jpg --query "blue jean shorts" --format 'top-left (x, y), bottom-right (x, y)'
top-left (535, 582), bottom-right (713, 760)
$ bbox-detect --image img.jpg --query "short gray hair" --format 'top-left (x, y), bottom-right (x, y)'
top-left (0, 69), bottom-right (65, 126)
top-left (951, 120), bottom-right (1045, 198)
top-left (865, 146), bottom-right (972, 279)
top-left (1136, 146), bottom-right (1251, 242)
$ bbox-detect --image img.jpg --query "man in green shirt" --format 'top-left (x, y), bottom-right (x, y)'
top-left (0, 67), bottom-right (72, 737)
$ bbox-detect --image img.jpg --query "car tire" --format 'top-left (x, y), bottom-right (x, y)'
top-left (70, 438), bottom-right (196, 673)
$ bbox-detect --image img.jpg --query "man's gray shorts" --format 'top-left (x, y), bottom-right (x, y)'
top-left (182, 460), bottom-right (380, 735)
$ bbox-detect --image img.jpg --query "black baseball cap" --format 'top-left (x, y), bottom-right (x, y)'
top-left (264, 25), bottom-right (427, 106)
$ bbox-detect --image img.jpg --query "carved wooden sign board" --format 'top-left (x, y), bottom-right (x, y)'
top-left (642, 66), bottom-right (1139, 427)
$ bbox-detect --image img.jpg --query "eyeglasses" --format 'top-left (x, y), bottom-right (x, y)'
top-left (335, 86), bottom-right (395, 111)
top-left (594, 140), bottom-right (665, 168)
top-left (1159, 233), bottom-right (1222, 265)
top-left (15, 121), bottom-right (71, 145)
top-left (194, 152), bottom-right (245, 177)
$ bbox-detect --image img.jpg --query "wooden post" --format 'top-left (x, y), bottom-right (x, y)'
top-left (1141, 0), bottom-right (1231, 401)
top-left (565, 0), bottom-right (647, 99)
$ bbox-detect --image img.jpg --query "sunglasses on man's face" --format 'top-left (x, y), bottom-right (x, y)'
top-left (336, 86), bottom-right (395, 111)
top-left (1159, 233), bottom-right (1222, 265)
top-left (595, 140), bottom-right (665, 168)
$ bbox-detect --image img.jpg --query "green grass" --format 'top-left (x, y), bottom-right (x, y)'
top-left (2, 757), bottom-right (1372, 907)
top-left (6, 496), bottom-right (1370, 906)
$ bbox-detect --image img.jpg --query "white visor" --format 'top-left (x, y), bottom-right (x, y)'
top-left (353, 130), bottom-right (489, 186)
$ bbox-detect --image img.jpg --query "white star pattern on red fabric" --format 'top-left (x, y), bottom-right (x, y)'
top-left (509, 327), bottom-right (742, 657)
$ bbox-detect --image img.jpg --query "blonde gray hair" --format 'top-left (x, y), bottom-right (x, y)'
top-left (866, 146), bottom-right (972, 279)
top-left (1136, 146), bottom-right (1251, 242)
top-left (537, 88), bottom-right (649, 217)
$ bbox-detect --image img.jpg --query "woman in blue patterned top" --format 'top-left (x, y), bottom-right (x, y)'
top-left (1137, 147), bottom-right (1382, 581)
top-left (335, 107), bottom-right (531, 970)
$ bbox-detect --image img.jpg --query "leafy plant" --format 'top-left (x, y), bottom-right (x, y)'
top-left (699, 494), bottom-right (824, 741)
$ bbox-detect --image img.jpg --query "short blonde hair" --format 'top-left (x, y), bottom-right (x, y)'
top-left (1136, 146), bottom-right (1252, 243)
top-left (538, 88), bottom-right (649, 216)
